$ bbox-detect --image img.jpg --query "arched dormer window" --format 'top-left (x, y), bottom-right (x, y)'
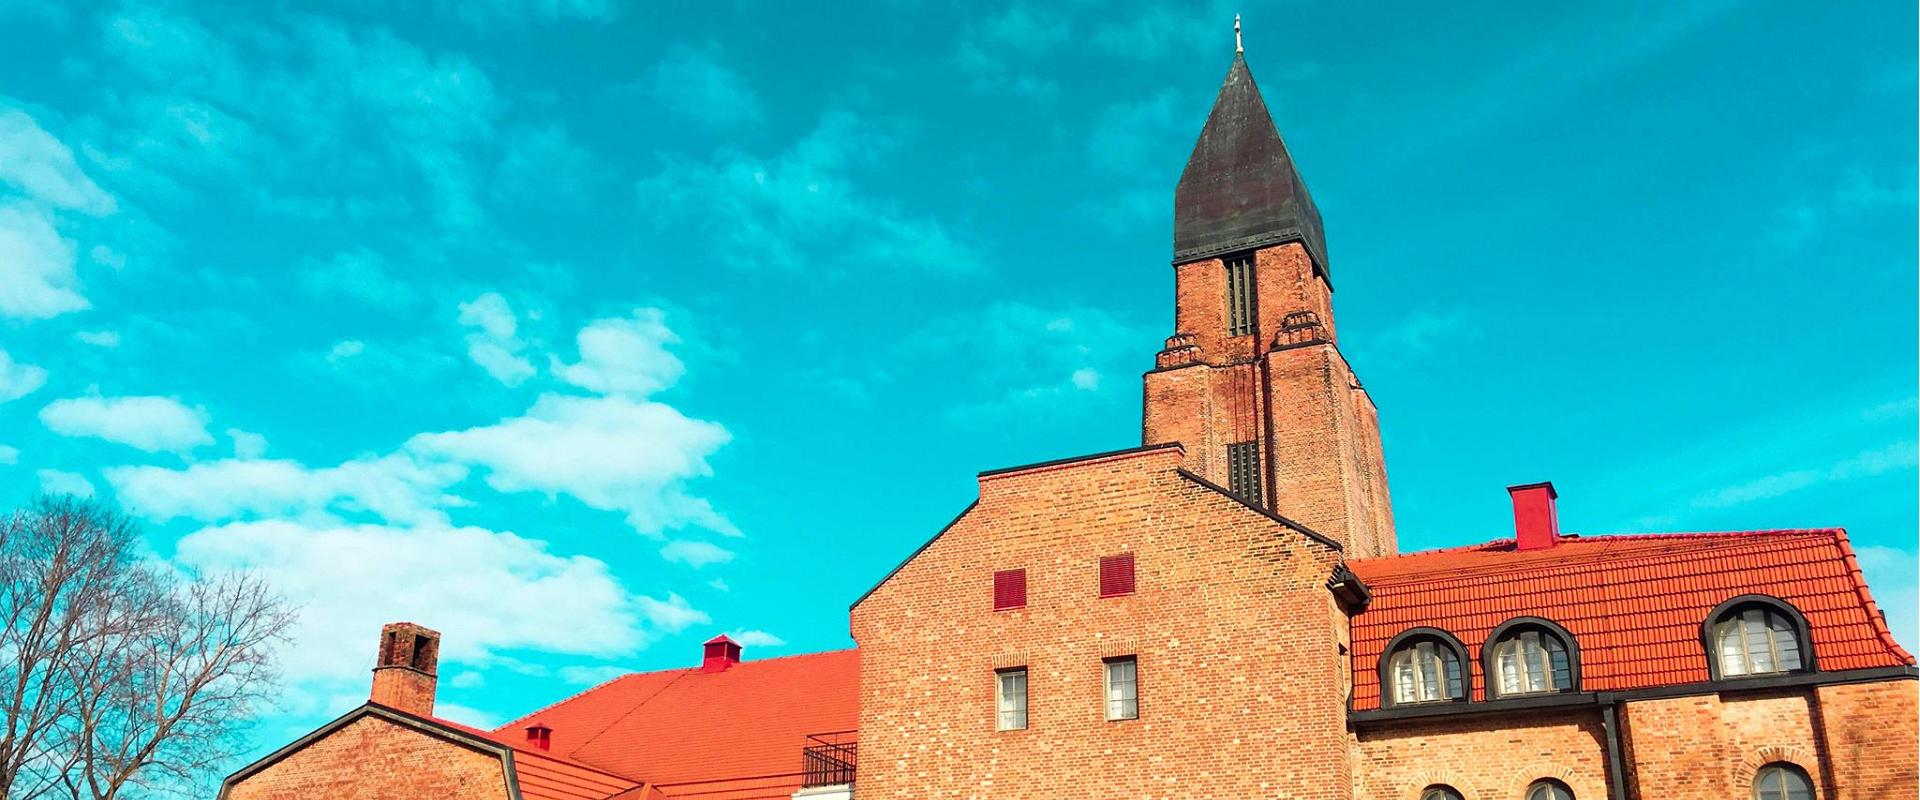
top-left (1704, 595), bottom-right (1814, 680)
top-left (1380, 628), bottom-right (1468, 706)
top-left (1484, 617), bottom-right (1579, 698)
top-left (1420, 786), bottom-right (1463, 800)
top-left (1752, 762), bottom-right (1814, 800)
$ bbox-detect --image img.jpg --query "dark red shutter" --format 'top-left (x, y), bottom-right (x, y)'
top-left (993, 569), bottom-right (1026, 611)
top-left (1099, 554), bottom-right (1135, 597)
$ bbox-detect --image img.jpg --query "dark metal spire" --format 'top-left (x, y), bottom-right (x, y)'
top-left (1173, 47), bottom-right (1328, 279)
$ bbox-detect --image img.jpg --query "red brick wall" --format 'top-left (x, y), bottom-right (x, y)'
top-left (852, 446), bottom-right (1351, 799)
top-left (224, 715), bottom-right (510, 800)
top-left (1350, 710), bottom-right (1610, 799)
top-left (1622, 681), bottom-right (1918, 800)
top-left (1815, 680), bottom-right (1919, 799)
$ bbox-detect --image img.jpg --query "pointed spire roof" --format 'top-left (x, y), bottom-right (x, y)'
top-left (1174, 52), bottom-right (1328, 278)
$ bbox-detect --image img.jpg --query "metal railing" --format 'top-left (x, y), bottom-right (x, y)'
top-left (800, 730), bottom-right (857, 787)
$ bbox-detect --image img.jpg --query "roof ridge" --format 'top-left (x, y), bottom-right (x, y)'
top-left (1359, 530), bottom-right (1847, 587)
top-left (1354, 527), bottom-right (1843, 566)
top-left (430, 713), bottom-right (642, 784)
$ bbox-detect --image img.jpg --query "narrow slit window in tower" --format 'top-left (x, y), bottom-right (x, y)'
top-left (1225, 253), bottom-right (1256, 336)
top-left (1227, 441), bottom-right (1263, 506)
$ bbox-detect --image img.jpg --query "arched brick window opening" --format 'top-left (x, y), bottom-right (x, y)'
top-left (1703, 595), bottom-right (1815, 680)
top-left (1484, 617), bottom-right (1580, 698)
top-left (1752, 762), bottom-right (1814, 800)
top-left (1420, 785), bottom-right (1463, 800)
top-left (1525, 779), bottom-right (1574, 800)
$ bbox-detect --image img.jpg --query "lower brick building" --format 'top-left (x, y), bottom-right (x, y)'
top-left (222, 34), bottom-right (1916, 800)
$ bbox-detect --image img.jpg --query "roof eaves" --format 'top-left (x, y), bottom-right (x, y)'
top-left (1829, 527), bottom-right (1918, 665)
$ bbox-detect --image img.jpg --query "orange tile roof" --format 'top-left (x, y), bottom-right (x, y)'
top-left (1347, 528), bottom-right (1914, 711)
top-left (491, 649), bottom-right (860, 793)
top-left (428, 714), bottom-right (644, 800)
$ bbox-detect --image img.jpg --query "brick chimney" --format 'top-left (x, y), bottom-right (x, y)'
top-left (701, 634), bottom-right (742, 673)
top-left (1509, 482), bottom-right (1561, 551)
top-left (370, 622), bottom-right (439, 716)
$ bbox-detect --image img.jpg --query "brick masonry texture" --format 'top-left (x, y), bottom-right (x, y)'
top-left (852, 446), bottom-right (1352, 799)
top-left (224, 715), bottom-right (509, 800)
top-left (1350, 711), bottom-right (1607, 799)
top-left (1142, 241), bottom-right (1395, 559)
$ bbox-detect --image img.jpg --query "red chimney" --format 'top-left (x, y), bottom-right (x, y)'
top-left (1509, 482), bottom-right (1561, 551)
top-left (701, 634), bottom-right (742, 672)
top-left (525, 722), bottom-right (552, 751)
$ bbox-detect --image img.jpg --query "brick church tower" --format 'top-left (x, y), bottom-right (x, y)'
top-left (1142, 48), bottom-right (1396, 558)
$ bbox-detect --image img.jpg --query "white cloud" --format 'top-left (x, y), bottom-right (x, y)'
top-left (659, 539), bottom-right (735, 568)
top-left (1691, 440), bottom-right (1919, 511)
top-left (458, 292), bottom-right (534, 386)
top-left (37, 469), bottom-right (95, 498)
top-left (409, 393), bottom-right (732, 535)
top-left (727, 629), bottom-right (785, 648)
top-left (75, 330), bottom-right (120, 347)
top-left (552, 309), bottom-right (684, 398)
top-left (633, 592), bottom-right (708, 631)
top-left (227, 428), bottom-right (268, 459)
top-left (0, 201), bottom-right (89, 319)
top-left (172, 520), bottom-right (677, 683)
top-left (651, 43), bottom-right (761, 128)
top-left (0, 348), bottom-right (48, 402)
top-left (0, 108), bottom-right (116, 214)
top-left (447, 671), bottom-right (484, 689)
top-left (106, 454), bottom-right (463, 525)
top-left (555, 664), bottom-right (628, 686)
top-left (326, 339), bottom-right (366, 362)
top-left (637, 110), bottom-right (980, 275)
top-left (39, 394), bottom-right (212, 452)
top-left (0, 445), bottom-right (16, 464)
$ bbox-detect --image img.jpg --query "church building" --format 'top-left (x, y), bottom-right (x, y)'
top-left (218, 39), bottom-right (1917, 800)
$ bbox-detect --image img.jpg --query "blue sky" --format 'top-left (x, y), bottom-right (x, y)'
top-left (0, 0), bottom-right (1913, 767)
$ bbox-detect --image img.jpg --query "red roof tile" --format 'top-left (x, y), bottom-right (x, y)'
top-left (427, 714), bottom-right (644, 800)
top-left (1347, 529), bottom-right (1913, 711)
top-left (491, 649), bottom-right (859, 792)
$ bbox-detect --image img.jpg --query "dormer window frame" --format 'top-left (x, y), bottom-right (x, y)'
top-left (1378, 627), bottom-right (1471, 708)
top-left (1481, 616), bottom-right (1581, 699)
top-left (1702, 594), bottom-right (1815, 681)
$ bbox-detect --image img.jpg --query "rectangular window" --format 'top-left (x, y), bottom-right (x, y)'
top-left (1098, 553), bottom-right (1135, 598)
top-left (1104, 657), bottom-right (1138, 721)
top-left (1225, 253), bottom-right (1256, 337)
top-left (992, 569), bottom-right (1026, 611)
top-left (996, 668), bottom-right (1028, 730)
top-left (1227, 441), bottom-right (1263, 506)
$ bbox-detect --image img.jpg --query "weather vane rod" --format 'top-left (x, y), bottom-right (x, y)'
top-left (1235, 14), bottom-right (1243, 54)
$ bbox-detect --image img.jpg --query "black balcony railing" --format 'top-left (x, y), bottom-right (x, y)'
top-left (801, 730), bottom-right (857, 787)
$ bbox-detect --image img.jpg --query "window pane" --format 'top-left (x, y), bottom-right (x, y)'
top-left (1442, 649), bottom-right (1462, 699)
top-left (1548, 642), bottom-right (1572, 690)
top-left (1717, 619), bottom-right (1749, 676)
top-left (1106, 658), bottom-right (1138, 721)
top-left (1498, 641), bottom-right (1522, 695)
top-left (997, 670), bottom-right (1027, 730)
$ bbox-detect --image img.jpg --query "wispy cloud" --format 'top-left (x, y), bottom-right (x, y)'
top-left (0, 348), bottom-right (48, 402)
top-left (458, 291), bottom-right (536, 386)
top-left (39, 394), bottom-right (213, 453)
top-left (37, 469), bottom-right (96, 498)
top-left (298, 249), bottom-right (417, 313)
top-left (899, 302), bottom-right (1146, 425)
top-left (660, 539), bottom-right (736, 568)
top-left (649, 43), bottom-right (762, 128)
top-left (0, 201), bottom-right (90, 319)
top-left (638, 110), bottom-right (980, 275)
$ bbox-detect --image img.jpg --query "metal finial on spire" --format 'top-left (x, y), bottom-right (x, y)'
top-left (1234, 14), bottom-right (1243, 54)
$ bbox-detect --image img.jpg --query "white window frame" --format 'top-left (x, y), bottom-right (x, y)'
top-left (1103, 656), bottom-right (1138, 721)
top-left (1492, 629), bottom-right (1573, 696)
top-left (995, 668), bottom-right (1028, 731)
top-left (1715, 607), bottom-right (1804, 677)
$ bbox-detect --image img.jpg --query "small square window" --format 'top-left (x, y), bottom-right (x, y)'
top-left (1104, 657), bottom-right (1138, 721)
top-left (993, 569), bottom-right (1026, 611)
top-left (1098, 554), bottom-right (1135, 598)
top-left (996, 667), bottom-right (1028, 730)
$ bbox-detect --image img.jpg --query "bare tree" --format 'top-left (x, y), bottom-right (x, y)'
top-left (0, 497), bottom-right (294, 800)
